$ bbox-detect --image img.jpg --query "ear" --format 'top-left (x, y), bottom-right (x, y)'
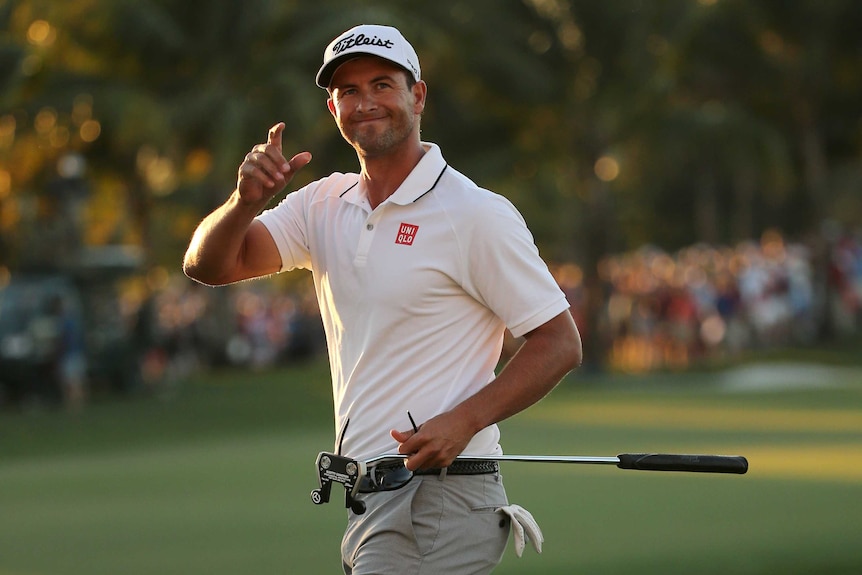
top-left (412, 81), bottom-right (427, 114)
top-left (326, 97), bottom-right (337, 118)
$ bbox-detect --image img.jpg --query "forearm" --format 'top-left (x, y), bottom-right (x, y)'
top-left (394, 311), bottom-right (582, 470)
top-left (184, 123), bottom-right (311, 286)
top-left (455, 313), bottom-right (582, 435)
top-left (183, 191), bottom-right (271, 286)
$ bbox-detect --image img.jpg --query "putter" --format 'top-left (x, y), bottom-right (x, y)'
top-left (311, 451), bottom-right (748, 514)
top-left (310, 451), bottom-right (369, 514)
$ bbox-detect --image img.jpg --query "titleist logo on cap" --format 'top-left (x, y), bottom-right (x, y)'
top-left (332, 33), bottom-right (394, 56)
top-left (316, 24), bottom-right (420, 88)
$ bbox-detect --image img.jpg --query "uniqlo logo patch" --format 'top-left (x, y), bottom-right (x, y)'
top-left (395, 223), bottom-right (419, 245)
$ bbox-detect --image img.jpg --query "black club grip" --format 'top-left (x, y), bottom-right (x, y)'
top-left (617, 453), bottom-right (748, 474)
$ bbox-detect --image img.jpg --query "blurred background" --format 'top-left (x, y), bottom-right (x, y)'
top-left (1, 0), bottom-right (862, 408)
top-left (1, 1), bottom-right (861, 574)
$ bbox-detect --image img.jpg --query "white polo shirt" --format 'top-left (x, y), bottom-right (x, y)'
top-left (257, 143), bottom-right (569, 460)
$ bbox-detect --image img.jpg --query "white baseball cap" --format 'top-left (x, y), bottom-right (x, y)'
top-left (316, 24), bottom-right (421, 89)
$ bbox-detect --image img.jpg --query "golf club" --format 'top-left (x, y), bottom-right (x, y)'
top-left (311, 451), bottom-right (748, 514)
top-left (365, 452), bottom-right (749, 474)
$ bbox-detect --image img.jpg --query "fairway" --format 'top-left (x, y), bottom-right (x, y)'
top-left (1, 360), bottom-right (861, 574)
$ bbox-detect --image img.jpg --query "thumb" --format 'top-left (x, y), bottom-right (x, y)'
top-left (287, 151), bottom-right (313, 173)
top-left (390, 428), bottom-right (414, 443)
top-left (267, 122), bottom-right (284, 151)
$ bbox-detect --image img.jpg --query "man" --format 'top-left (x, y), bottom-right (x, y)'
top-left (183, 24), bottom-right (582, 574)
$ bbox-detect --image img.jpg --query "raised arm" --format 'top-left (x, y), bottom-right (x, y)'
top-left (392, 310), bottom-right (583, 470)
top-left (183, 123), bottom-right (312, 286)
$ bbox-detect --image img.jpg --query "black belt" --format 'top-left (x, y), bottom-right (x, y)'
top-left (357, 460), bottom-right (499, 494)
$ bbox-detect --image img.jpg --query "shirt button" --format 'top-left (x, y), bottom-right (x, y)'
top-left (366, 224), bottom-right (374, 231)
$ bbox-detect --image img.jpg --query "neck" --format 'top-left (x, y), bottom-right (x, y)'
top-left (358, 140), bottom-right (425, 209)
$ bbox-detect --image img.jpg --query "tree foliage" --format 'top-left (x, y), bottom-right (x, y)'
top-left (1, 0), bottom-right (861, 270)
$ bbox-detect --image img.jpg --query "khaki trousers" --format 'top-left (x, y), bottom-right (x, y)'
top-left (341, 472), bottom-right (510, 574)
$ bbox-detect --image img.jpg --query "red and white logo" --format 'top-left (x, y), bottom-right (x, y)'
top-left (395, 222), bottom-right (419, 245)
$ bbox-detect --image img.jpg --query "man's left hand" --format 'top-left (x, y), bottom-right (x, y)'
top-left (390, 412), bottom-right (476, 471)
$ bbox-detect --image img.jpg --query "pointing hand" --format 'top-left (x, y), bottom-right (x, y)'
top-left (237, 122), bottom-right (312, 206)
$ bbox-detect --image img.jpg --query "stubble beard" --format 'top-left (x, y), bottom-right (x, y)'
top-left (342, 111), bottom-right (416, 159)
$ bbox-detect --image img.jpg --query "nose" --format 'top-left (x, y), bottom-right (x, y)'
top-left (355, 89), bottom-right (377, 113)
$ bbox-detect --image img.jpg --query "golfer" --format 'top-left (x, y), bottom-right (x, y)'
top-left (183, 24), bottom-right (582, 574)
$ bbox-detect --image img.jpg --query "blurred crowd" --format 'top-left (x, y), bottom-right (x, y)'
top-left (144, 228), bottom-right (861, 380)
top-left (584, 228), bottom-right (862, 372)
top-left (5, 228), bottom-right (860, 411)
top-left (137, 275), bottom-right (326, 387)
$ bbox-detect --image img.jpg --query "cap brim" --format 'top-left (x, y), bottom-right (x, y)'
top-left (318, 53), bottom-right (380, 89)
top-left (316, 53), bottom-right (416, 89)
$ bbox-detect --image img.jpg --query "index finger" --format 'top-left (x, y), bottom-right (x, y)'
top-left (267, 122), bottom-right (285, 151)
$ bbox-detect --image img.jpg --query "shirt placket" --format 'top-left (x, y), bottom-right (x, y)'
top-left (353, 204), bottom-right (386, 268)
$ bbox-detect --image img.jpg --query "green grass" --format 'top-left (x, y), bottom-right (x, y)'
top-left (1, 357), bottom-right (861, 574)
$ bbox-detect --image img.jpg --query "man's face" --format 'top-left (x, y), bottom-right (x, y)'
top-left (327, 56), bottom-right (426, 158)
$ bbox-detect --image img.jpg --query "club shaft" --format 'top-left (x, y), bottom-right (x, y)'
top-left (459, 454), bottom-right (621, 465)
top-left (364, 453), bottom-right (618, 465)
top-left (363, 453), bottom-right (748, 474)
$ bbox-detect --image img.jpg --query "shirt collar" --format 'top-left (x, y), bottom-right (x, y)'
top-left (386, 142), bottom-right (446, 205)
top-left (339, 142), bottom-right (447, 209)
